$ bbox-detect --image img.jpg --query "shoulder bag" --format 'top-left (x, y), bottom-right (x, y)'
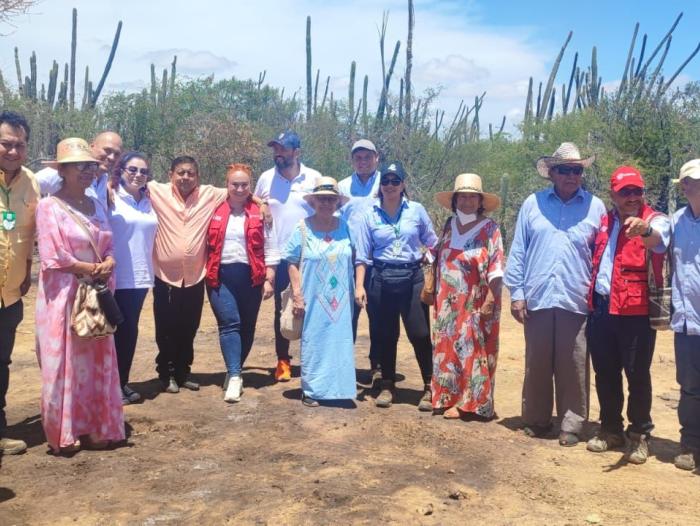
top-left (280, 220), bottom-right (307, 340)
top-left (421, 217), bottom-right (452, 306)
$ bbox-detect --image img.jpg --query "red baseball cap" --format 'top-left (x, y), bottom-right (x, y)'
top-left (610, 166), bottom-right (645, 192)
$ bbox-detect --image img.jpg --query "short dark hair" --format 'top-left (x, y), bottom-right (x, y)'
top-left (114, 151), bottom-right (149, 180)
top-left (0, 111), bottom-right (30, 141)
top-left (170, 155), bottom-right (198, 173)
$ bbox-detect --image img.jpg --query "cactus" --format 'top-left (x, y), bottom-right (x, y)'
top-left (362, 74), bottom-right (368, 135)
top-left (69, 8), bottom-right (77, 109)
top-left (150, 64), bottom-right (157, 105)
top-left (305, 16), bottom-right (312, 121)
top-left (405, 0), bottom-right (414, 128)
top-left (619, 22), bottom-right (639, 96)
top-left (348, 61), bottom-right (356, 122)
top-left (81, 65), bottom-right (89, 108)
top-left (320, 75), bottom-right (330, 112)
top-left (14, 47), bottom-right (22, 96)
top-left (160, 68), bottom-right (168, 104)
top-left (90, 20), bottom-right (122, 107)
top-left (170, 55), bottom-right (177, 94)
top-left (313, 69), bottom-right (320, 113)
top-left (537, 31), bottom-right (572, 122)
top-left (524, 77), bottom-right (533, 121)
top-left (29, 51), bottom-right (37, 100)
top-left (376, 40), bottom-right (400, 122)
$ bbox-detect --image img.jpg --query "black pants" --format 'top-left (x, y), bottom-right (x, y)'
top-left (367, 264), bottom-right (432, 385)
top-left (352, 267), bottom-right (379, 367)
top-left (114, 288), bottom-right (148, 387)
top-left (153, 277), bottom-right (205, 384)
top-left (588, 294), bottom-right (656, 435)
top-left (0, 300), bottom-right (22, 434)
top-left (273, 260), bottom-right (291, 361)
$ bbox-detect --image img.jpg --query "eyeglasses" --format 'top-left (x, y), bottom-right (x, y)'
top-left (124, 166), bottom-right (150, 176)
top-left (380, 178), bottom-right (402, 186)
top-left (617, 187), bottom-right (644, 197)
top-left (555, 165), bottom-right (584, 176)
top-left (72, 162), bottom-right (99, 172)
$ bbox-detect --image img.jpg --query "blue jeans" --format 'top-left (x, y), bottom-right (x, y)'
top-left (207, 263), bottom-right (263, 376)
top-left (114, 288), bottom-right (149, 387)
top-left (675, 329), bottom-right (700, 450)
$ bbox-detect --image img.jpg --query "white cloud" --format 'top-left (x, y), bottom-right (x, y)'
top-left (140, 49), bottom-right (237, 76)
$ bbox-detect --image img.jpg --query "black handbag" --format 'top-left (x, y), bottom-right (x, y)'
top-left (94, 280), bottom-right (125, 327)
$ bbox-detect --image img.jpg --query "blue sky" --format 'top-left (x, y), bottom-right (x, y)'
top-left (1, 0), bottom-right (698, 131)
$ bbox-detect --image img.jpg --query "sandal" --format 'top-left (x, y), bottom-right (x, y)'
top-left (443, 407), bottom-right (462, 419)
top-left (558, 431), bottom-right (579, 447)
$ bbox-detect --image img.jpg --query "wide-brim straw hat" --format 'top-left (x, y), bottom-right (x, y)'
top-left (434, 173), bottom-right (501, 213)
top-left (42, 137), bottom-right (99, 169)
top-left (536, 142), bottom-right (595, 179)
top-left (303, 176), bottom-right (350, 206)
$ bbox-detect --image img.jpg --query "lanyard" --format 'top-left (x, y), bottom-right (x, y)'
top-left (379, 203), bottom-right (404, 238)
top-left (0, 185), bottom-right (10, 209)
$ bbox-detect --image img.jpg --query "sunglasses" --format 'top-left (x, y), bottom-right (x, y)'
top-left (617, 187), bottom-right (644, 197)
top-left (555, 165), bottom-right (584, 176)
top-left (72, 162), bottom-right (99, 172)
top-left (124, 166), bottom-right (150, 176)
top-left (380, 178), bottom-right (402, 186)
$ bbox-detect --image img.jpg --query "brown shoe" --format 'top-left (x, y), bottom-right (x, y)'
top-left (0, 437), bottom-right (27, 455)
top-left (375, 380), bottom-right (394, 408)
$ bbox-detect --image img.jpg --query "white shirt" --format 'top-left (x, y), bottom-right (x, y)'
top-left (254, 162), bottom-right (321, 249)
top-left (220, 210), bottom-right (281, 266)
top-left (108, 186), bottom-right (158, 289)
top-left (448, 218), bottom-right (504, 283)
top-left (35, 167), bottom-right (108, 207)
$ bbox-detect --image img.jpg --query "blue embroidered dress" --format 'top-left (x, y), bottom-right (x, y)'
top-left (285, 218), bottom-right (356, 400)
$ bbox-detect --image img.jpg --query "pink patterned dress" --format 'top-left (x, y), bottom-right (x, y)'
top-left (35, 197), bottom-right (124, 450)
top-left (431, 218), bottom-right (504, 418)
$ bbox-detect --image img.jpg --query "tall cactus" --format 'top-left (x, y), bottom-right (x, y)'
top-left (305, 16), bottom-right (312, 121)
top-left (348, 61), bottom-right (356, 123)
top-left (14, 47), bottom-right (22, 96)
top-left (362, 74), bottom-right (368, 135)
top-left (405, 0), bottom-right (414, 128)
top-left (69, 8), bottom-right (77, 109)
top-left (537, 31), bottom-right (572, 122)
top-left (90, 20), bottom-right (122, 107)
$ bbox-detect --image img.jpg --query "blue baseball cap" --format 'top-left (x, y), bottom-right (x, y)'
top-left (267, 131), bottom-right (301, 150)
top-left (380, 161), bottom-right (407, 180)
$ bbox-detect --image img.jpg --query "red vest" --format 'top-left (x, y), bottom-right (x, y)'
top-left (588, 204), bottom-right (663, 315)
top-left (205, 199), bottom-right (266, 288)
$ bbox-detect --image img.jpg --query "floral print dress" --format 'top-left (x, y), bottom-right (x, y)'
top-left (35, 197), bottom-right (124, 450)
top-left (431, 218), bottom-right (504, 417)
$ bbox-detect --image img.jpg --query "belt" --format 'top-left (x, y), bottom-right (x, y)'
top-left (373, 260), bottom-right (421, 270)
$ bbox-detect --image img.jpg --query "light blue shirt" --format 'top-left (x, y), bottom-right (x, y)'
top-left (595, 211), bottom-right (671, 296)
top-left (671, 206), bottom-right (700, 335)
top-left (355, 198), bottom-right (438, 265)
top-left (35, 167), bottom-right (108, 206)
top-left (338, 170), bottom-right (381, 232)
top-left (504, 186), bottom-right (606, 314)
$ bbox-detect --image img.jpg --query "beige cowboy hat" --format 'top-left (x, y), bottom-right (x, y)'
top-left (535, 142), bottom-right (595, 179)
top-left (673, 159), bottom-right (700, 183)
top-left (42, 137), bottom-right (99, 169)
top-left (434, 173), bottom-right (501, 212)
top-left (303, 176), bottom-right (350, 206)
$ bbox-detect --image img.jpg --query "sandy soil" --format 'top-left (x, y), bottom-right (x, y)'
top-left (0, 273), bottom-right (698, 525)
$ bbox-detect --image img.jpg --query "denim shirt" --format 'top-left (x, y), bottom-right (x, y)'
top-left (671, 206), bottom-right (700, 335)
top-left (338, 170), bottom-right (380, 233)
top-left (355, 198), bottom-right (438, 265)
top-left (504, 186), bottom-right (606, 314)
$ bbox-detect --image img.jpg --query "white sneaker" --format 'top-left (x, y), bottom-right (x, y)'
top-left (224, 376), bottom-right (242, 403)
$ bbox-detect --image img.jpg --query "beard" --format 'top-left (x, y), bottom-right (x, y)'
top-left (274, 155), bottom-right (295, 170)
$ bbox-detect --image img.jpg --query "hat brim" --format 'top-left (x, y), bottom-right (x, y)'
top-left (41, 153), bottom-right (100, 169)
top-left (303, 192), bottom-right (350, 206)
top-left (434, 190), bottom-right (501, 213)
top-left (536, 155), bottom-right (595, 179)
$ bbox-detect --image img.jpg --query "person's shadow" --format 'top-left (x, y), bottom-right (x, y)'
top-left (282, 387), bottom-right (357, 409)
top-left (4, 414), bottom-right (44, 449)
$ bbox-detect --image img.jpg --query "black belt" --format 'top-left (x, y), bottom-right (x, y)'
top-left (373, 260), bottom-right (421, 270)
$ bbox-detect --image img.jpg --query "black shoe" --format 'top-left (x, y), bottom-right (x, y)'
top-left (180, 379), bottom-right (200, 391)
top-left (523, 423), bottom-right (553, 438)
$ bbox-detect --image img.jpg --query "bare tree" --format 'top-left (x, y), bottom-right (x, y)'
top-left (1, 0), bottom-right (38, 28)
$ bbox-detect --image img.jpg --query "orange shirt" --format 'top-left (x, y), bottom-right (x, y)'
top-left (0, 167), bottom-right (39, 307)
top-left (148, 181), bottom-right (227, 287)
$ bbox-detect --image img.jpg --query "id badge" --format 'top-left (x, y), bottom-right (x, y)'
top-left (2, 210), bottom-right (16, 231)
top-left (391, 239), bottom-right (402, 256)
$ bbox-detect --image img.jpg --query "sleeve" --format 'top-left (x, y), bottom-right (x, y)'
top-left (284, 222), bottom-right (303, 265)
top-left (34, 168), bottom-right (63, 196)
top-left (354, 210), bottom-right (373, 265)
top-left (36, 199), bottom-right (79, 270)
top-left (264, 221), bottom-right (281, 266)
top-left (418, 204), bottom-right (438, 249)
top-left (487, 222), bottom-right (505, 283)
top-left (254, 174), bottom-right (266, 199)
top-left (650, 214), bottom-right (671, 254)
top-left (503, 201), bottom-right (530, 301)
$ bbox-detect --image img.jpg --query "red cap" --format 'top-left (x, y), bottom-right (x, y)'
top-left (610, 165), bottom-right (644, 192)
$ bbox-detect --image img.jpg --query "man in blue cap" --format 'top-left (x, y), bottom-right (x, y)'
top-left (254, 131), bottom-right (322, 381)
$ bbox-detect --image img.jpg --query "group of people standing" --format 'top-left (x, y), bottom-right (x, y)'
top-left (0, 109), bottom-right (697, 475)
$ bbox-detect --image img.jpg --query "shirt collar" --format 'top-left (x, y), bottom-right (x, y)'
top-left (546, 185), bottom-right (584, 203)
top-left (352, 170), bottom-right (379, 188)
top-left (274, 162), bottom-right (311, 183)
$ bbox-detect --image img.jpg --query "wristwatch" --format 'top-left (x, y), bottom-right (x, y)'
top-left (641, 226), bottom-right (653, 238)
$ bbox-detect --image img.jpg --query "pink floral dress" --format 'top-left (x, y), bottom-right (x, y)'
top-left (35, 197), bottom-right (124, 450)
top-left (431, 218), bottom-right (504, 418)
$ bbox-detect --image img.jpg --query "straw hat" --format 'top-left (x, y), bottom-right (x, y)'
top-left (303, 176), bottom-right (350, 206)
top-left (42, 138), bottom-right (99, 169)
top-left (434, 173), bottom-right (501, 212)
top-left (535, 142), bottom-right (595, 179)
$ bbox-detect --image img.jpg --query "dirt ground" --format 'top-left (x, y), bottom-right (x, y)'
top-left (0, 271), bottom-right (698, 526)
